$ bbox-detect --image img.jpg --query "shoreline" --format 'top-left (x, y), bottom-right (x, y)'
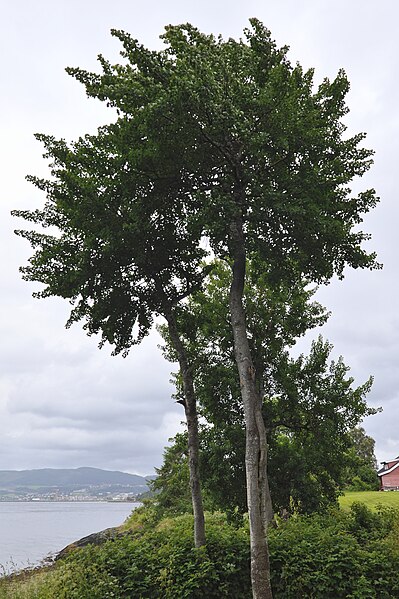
top-left (0, 504), bottom-right (139, 581)
top-left (1, 525), bottom-right (130, 583)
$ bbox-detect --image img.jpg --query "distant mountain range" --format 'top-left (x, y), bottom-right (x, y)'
top-left (0, 467), bottom-right (154, 499)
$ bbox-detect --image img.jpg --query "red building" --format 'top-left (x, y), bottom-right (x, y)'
top-left (378, 457), bottom-right (399, 490)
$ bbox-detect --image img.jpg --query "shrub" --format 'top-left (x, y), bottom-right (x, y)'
top-left (268, 506), bottom-right (399, 598)
top-left (29, 513), bottom-right (250, 599)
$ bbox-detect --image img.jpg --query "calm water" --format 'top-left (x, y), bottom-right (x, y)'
top-left (0, 501), bottom-right (139, 573)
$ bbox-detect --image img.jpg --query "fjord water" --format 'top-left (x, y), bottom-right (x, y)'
top-left (0, 501), bottom-right (139, 573)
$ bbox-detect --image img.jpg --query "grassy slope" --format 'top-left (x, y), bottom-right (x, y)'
top-left (339, 490), bottom-right (399, 511)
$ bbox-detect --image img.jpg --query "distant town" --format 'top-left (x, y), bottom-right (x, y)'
top-left (0, 489), bottom-right (139, 502)
top-left (0, 467), bottom-right (152, 502)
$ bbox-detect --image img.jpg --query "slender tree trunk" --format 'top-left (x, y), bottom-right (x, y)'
top-left (257, 377), bottom-right (274, 529)
top-left (229, 213), bottom-right (273, 599)
top-left (164, 308), bottom-right (206, 548)
top-left (256, 405), bottom-right (274, 530)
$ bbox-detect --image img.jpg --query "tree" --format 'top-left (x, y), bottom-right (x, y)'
top-left (13, 56), bottom-right (211, 547)
top-left (159, 263), bottom-right (377, 517)
top-left (343, 427), bottom-right (379, 491)
top-left (150, 432), bottom-right (193, 517)
top-left (13, 21), bottom-right (379, 598)
top-left (158, 258), bottom-right (322, 518)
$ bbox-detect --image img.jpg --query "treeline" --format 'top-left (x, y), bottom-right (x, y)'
top-left (151, 425), bottom-right (379, 523)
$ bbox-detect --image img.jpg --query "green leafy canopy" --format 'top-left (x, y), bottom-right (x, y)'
top-left (13, 19), bottom-right (379, 356)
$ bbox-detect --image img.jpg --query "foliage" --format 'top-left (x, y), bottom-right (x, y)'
top-left (266, 344), bottom-right (376, 512)
top-left (158, 262), bottom-right (377, 517)
top-left (343, 427), bottom-right (379, 491)
top-left (348, 428), bottom-right (378, 469)
top-left (17, 19), bottom-right (379, 291)
top-left (150, 433), bottom-right (194, 517)
top-left (3, 506), bottom-right (399, 598)
top-left (268, 505), bottom-right (399, 598)
top-left (156, 332), bottom-right (374, 518)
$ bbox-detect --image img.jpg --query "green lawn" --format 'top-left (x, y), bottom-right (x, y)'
top-left (339, 490), bottom-right (399, 511)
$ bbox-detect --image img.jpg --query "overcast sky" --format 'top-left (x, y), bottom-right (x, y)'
top-left (1, 1), bottom-right (397, 475)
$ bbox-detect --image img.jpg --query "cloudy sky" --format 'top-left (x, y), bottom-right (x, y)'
top-left (0, 1), bottom-right (397, 475)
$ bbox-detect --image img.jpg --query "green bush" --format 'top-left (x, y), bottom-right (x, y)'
top-left (268, 506), bottom-right (399, 598)
top-left (30, 513), bottom-right (251, 599)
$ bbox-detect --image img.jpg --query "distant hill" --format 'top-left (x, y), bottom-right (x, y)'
top-left (0, 467), bottom-right (152, 498)
top-left (0, 467), bottom-right (147, 487)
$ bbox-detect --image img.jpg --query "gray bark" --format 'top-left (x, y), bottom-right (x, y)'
top-left (165, 308), bottom-right (206, 548)
top-left (229, 213), bottom-right (273, 599)
top-left (256, 366), bottom-right (274, 529)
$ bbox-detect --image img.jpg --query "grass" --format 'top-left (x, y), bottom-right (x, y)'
top-left (0, 569), bottom-right (54, 599)
top-left (339, 490), bottom-right (399, 511)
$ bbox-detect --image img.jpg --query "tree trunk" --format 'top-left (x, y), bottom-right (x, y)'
top-left (256, 404), bottom-right (274, 530)
top-left (164, 308), bottom-right (206, 548)
top-left (229, 214), bottom-right (273, 599)
top-left (257, 375), bottom-right (274, 529)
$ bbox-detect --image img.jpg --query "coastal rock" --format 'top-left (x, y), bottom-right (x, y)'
top-left (55, 526), bottom-right (131, 560)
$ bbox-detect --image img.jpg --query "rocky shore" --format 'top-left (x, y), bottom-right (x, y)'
top-left (2, 525), bottom-right (131, 584)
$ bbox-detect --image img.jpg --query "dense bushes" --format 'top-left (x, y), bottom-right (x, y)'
top-left (55, 513), bottom-right (250, 598)
top-left (2, 504), bottom-right (399, 598)
top-left (269, 505), bottom-right (399, 598)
